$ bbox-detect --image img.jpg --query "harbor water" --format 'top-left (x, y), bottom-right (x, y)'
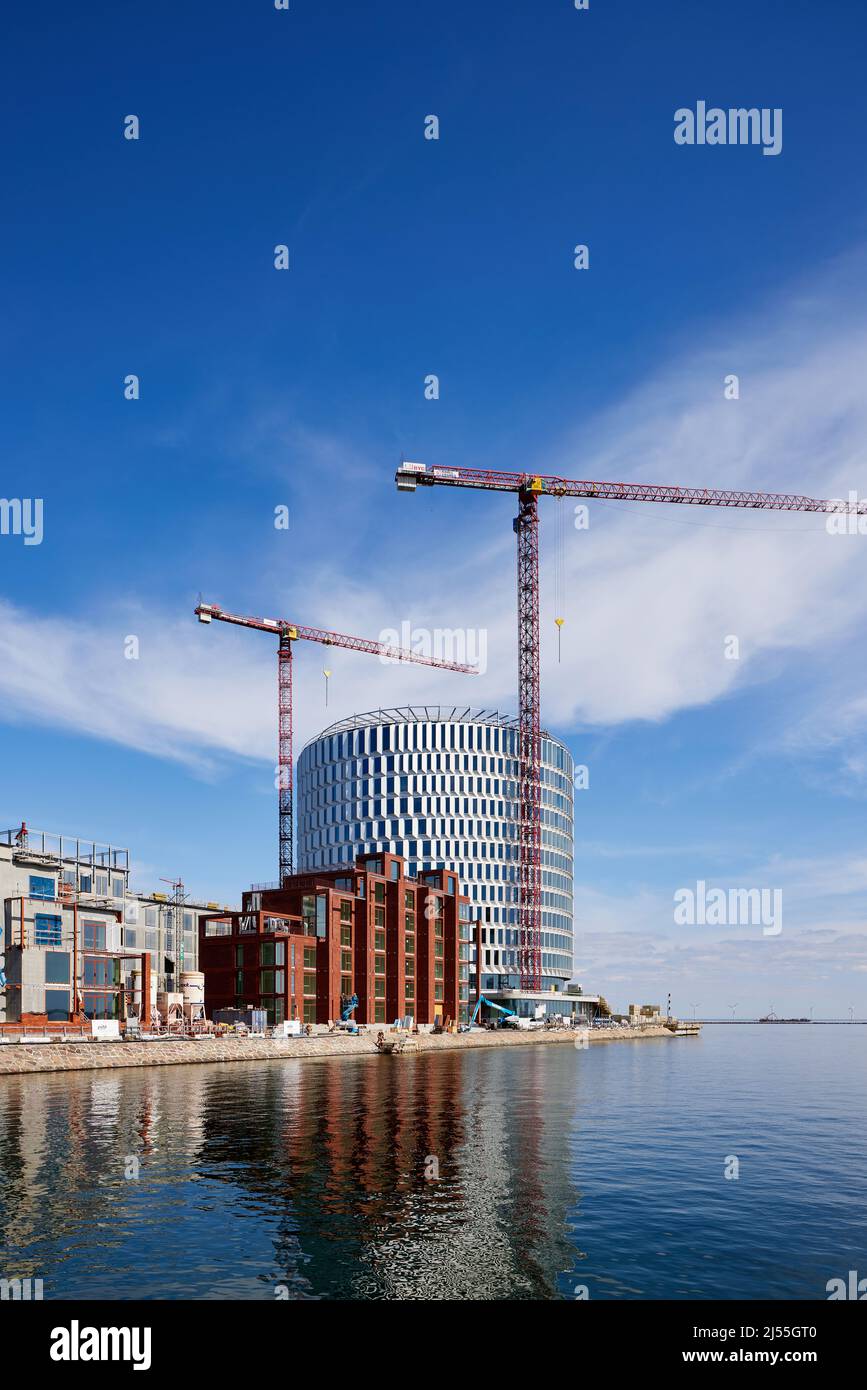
top-left (0, 1025), bottom-right (864, 1300)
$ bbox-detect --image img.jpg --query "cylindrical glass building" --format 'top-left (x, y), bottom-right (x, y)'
top-left (297, 706), bottom-right (574, 993)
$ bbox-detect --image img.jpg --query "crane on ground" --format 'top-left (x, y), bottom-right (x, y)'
top-left (396, 461), bottom-right (867, 993)
top-left (195, 601), bottom-right (478, 884)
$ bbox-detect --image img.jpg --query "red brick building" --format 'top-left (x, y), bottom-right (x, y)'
top-left (199, 851), bottom-right (470, 1027)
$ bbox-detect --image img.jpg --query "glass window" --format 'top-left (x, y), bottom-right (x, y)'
top-left (95, 874), bottom-right (109, 895)
top-left (340, 926), bottom-right (352, 947)
top-left (374, 1001), bottom-right (386, 1022)
top-left (390, 861), bottom-right (399, 881)
top-left (260, 970), bottom-right (275, 993)
top-left (29, 875), bottom-right (54, 900)
top-left (303, 1001), bottom-right (316, 1023)
top-left (341, 951), bottom-right (352, 973)
top-left (113, 879), bottom-right (125, 899)
top-left (374, 930), bottom-right (385, 951)
top-left (45, 951), bottom-right (70, 985)
top-left (340, 900), bottom-right (353, 922)
top-left (261, 942), bottom-right (275, 966)
top-left (34, 914), bottom-right (62, 946)
top-left (404, 934), bottom-right (414, 954)
top-left (83, 920), bottom-right (106, 951)
top-left (44, 988), bottom-right (69, 1021)
top-left (79, 874), bottom-right (92, 894)
top-left (434, 984), bottom-right (443, 1002)
top-left (375, 978), bottom-right (385, 998)
top-left (303, 973), bottom-right (317, 997)
top-left (125, 929), bottom-right (137, 948)
top-left (405, 958), bottom-right (414, 978)
top-left (83, 992), bottom-right (118, 1020)
top-left (374, 882), bottom-right (386, 904)
top-left (275, 941), bottom-right (285, 966)
top-left (303, 947), bottom-right (316, 969)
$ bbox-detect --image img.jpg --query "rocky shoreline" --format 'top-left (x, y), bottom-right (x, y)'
top-left (0, 1024), bottom-right (682, 1076)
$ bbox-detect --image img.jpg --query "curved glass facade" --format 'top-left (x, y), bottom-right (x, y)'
top-left (297, 707), bottom-right (574, 991)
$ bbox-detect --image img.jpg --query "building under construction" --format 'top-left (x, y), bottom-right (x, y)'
top-left (0, 822), bottom-right (231, 1027)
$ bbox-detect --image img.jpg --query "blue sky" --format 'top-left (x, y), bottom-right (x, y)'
top-left (2, 0), bottom-right (866, 1015)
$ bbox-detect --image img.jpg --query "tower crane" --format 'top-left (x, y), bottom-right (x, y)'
top-left (396, 461), bottom-right (867, 993)
top-left (195, 601), bottom-right (478, 884)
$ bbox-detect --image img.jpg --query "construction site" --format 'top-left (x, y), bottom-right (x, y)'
top-left (3, 465), bottom-right (864, 1058)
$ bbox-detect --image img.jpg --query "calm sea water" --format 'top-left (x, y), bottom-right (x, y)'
top-left (1, 1025), bottom-right (864, 1300)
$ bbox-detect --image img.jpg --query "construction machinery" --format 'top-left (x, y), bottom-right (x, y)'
top-left (195, 601), bottom-right (478, 884)
top-left (396, 461), bottom-right (867, 993)
top-left (466, 994), bottom-right (517, 1028)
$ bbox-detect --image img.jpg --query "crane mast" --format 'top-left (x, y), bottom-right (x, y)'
top-left (396, 460), bottom-right (866, 995)
top-left (196, 601), bottom-right (477, 884)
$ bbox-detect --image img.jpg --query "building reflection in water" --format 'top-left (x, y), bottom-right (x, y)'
top-left (0, 1049), bottom-right (584, 1300)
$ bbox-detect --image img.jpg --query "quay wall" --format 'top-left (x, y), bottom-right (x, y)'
top-left (0, 1025), bottom-right (683, 1077)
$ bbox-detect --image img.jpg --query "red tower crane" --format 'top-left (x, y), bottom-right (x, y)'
top-left (396, 461), bottom-right (867, 993)
top-left (195, 601), bottom-right (477, 884)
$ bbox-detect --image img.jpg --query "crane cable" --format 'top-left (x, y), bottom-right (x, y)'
top-left (554, 496), bottom-right (566, 662)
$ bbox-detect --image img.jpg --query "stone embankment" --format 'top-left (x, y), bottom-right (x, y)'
top-left (0, 1024), bottom-right (682, 1076)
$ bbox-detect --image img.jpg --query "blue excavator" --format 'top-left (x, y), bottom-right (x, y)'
top-left (340, 993), bottom-right (359, 1021)
top-left (467, 995), bottom-right (517, 1029)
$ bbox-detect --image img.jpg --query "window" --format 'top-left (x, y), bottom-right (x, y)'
top-left (303, 1001), bottom-right (316, 1023)
top-left (275, 971), bottom-right (284, 994)
top-left (303, 973), bottom-right (317, 997)
top-left (235, 970), bottom-right (244, 995)
top-left (79, 874), bottom-right (92, 894)
top-left (146, 932), bottom-right (157, 952)
top-left (375, 954), bottom-right (385, 976)
top-left (374, 930), bottom-right (385, 952)
top-left (34, 914), bottom-right (62, 946)
top-left (261, 942), bottom-right (276, 966)
top-left (84, 992), bottom-right (118, 1020)
top-left (405, 910), bottom-right (415, 931)
top-left (183, 912), bottom-right (193, 930)
top-left (95, 874), bottom-right (109, 895)
top-left (341, 975), bottom-right (352, 994)
top-left (45, 952), bottom-right (70, 985)
top-left (374, 882), bottom-right (386, 905)
top-left (275, 941), bottom-right (285, 966)
top-left (341, 951), bottom-right (352, 974)
top-left (340, 926), bottom-right (352, 947)
top-left (125, 929), bottom-right (137, 948)
top-left (375, 979), bottom-right (385, 998)
top-left (303, 947), bottom-right (316, 969)
top-left (405, 958), bottom-right (414, 978)
top-left (390, 861), bottom-right (399, 881)
top-left (145, 908), bottom-right (157, 928)
top-left (340, 900), bottom-right (353, 922)
top-left (374, 1001), bottom-right (386, 1022)
top-left (84, 957), bottom-right (116, 988)
top-left (82, 920), bottom-right (106, 950)
top-left (434, 983), bottom-right (443, 1002)
top-left (113, 879), bottom-right (125, 899)
top-left (404, 935), bottom-right (414, 955)
top-left (404, 890), bottom-right (414, 909)
top-left (435, 940), bottom-right (444, 958)
top-left (434, 961), bottom-right (443, 980)
top-left (29, 875), bottom-right (54, 900)
top-left (45, 988), bottom-right (70, 1021)
top-left (260, 970), bottom-right (275, 993)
